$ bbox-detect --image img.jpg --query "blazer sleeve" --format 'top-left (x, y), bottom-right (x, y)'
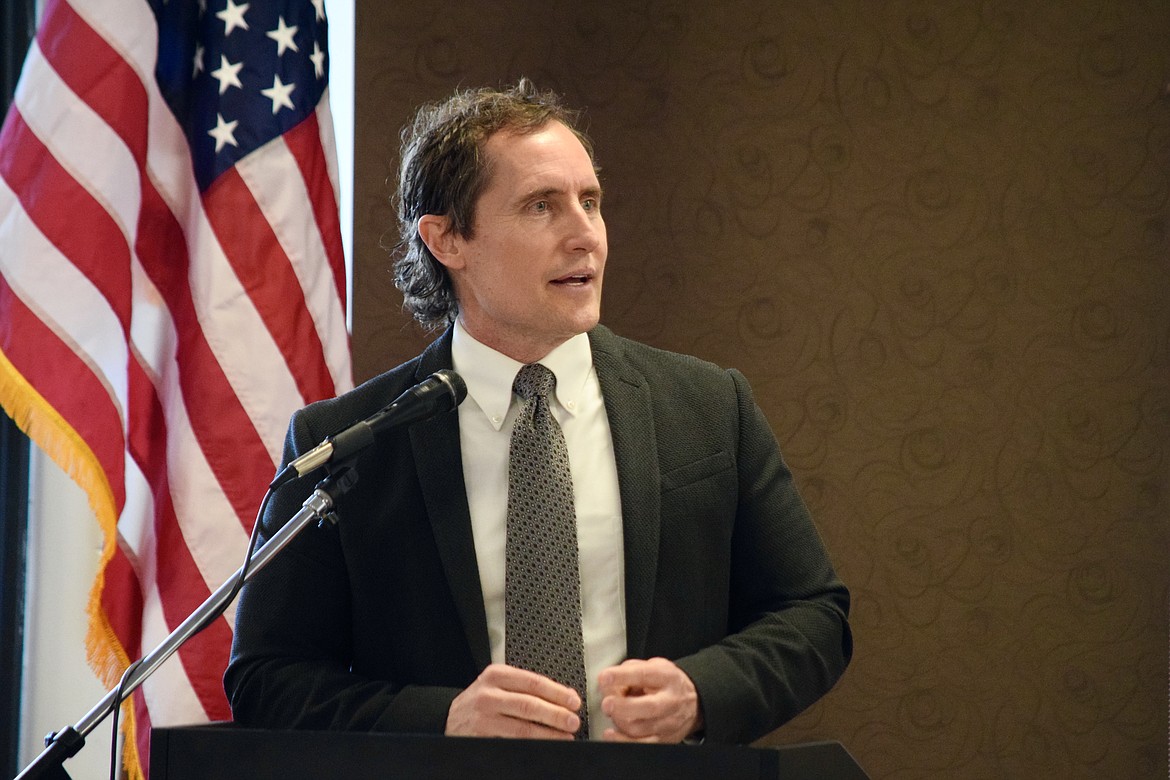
top-left (672, 368), bottom-right (852, 744)
top-left (222, 401), bottom-right (462, 734)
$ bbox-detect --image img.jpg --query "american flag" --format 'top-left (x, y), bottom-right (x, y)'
top-left (0, 0), bottom-right (352, 775)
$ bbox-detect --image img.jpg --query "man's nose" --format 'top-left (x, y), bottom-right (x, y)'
top-left (565, 204), bottom-right (603, 253)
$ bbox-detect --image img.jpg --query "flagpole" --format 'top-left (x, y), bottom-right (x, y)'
top-left (13, 469), bottom-right (358, 780)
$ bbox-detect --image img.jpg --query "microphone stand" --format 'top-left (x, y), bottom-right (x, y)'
top-left (14, 466), bottom-right (359, 780)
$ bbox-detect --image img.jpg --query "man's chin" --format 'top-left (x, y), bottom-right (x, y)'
top-left (571, 311), bottom-right (602, 336)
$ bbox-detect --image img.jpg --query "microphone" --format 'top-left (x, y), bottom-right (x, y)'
top-left (272, 369), bottom-right (467, 488)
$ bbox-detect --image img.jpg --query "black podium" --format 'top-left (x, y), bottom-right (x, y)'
top-left (150, 724), bottom-right (869, 779)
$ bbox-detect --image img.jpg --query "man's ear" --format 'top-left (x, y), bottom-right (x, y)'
top-left (417, 215), bottom-right (464, 270)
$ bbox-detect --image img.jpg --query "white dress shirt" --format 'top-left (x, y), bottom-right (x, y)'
top-left (451, 321), bottom-right (626, 738)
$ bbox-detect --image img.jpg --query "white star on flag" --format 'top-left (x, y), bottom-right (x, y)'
top-left (267, 16), bottom-right (299, 56)
top-left (216, 0), bottom-right (250, 36)
top-left (310, 41), bottom-right (325, 78)
top-left (261, 74), bottom-right (296, 114)
top-left (210, 54), bottom-right (243, 95)
top-left (208, 112), bottom-right (240, 151)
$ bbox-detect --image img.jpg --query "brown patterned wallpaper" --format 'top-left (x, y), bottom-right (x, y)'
top-left (352, 2), bottom-right (1170, 777)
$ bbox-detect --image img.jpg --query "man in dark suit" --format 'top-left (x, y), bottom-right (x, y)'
top-left (225, 80), bottom-right (851, 745)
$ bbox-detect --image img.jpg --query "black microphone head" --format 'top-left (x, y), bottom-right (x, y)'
top-left (312, 370), bottom-right (470, 468)
top-left (432, 369), bottom-right (468, 409)
top-left (364, 369), bottom-right (468, 438)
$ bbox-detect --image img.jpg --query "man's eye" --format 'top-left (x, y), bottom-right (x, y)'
top-left (532, 200), bottom-right (549, 212)
top-left (582, 198), bottom-right (599, 212)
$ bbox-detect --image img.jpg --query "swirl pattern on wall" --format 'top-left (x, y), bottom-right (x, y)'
top-left (353, 2), bottom-right (1170, 776)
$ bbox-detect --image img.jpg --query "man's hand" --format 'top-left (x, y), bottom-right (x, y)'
top-left (446, 663), bottom-right (582, 739)
top-left (598, 657), bottom-right (704, 743)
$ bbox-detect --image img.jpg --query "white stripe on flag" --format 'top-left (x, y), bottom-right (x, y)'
top-left (182, 197), bottom-right (311, 459)
top-left (14, 42), bottom-right (143, 240)
top-left (138, 581), bottom-right (210, 723)
top-left (0, 177), bottom-right (129, 425)
top-left (238, 135), bottom-right (351, 390)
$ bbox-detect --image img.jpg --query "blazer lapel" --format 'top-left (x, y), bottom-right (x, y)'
top-left (409, 329), bottom-right (493, 670)
top-left (590, 327), bottom-right (661, 659)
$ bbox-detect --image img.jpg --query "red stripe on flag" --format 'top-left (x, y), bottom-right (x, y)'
top-left (135, 180), bottom-right (275, 526)
top-left (133, 687), bottom-right (152, 778)
top-left (0, 275), bottom-right (126, 511)
top-left (141, 451), bottom-right (233, 721)
top-left (0, 111), bottom-right (133, 330)
top-left (284, 111), bottom-right (348, 309)
top-left (101, 545), bottom-right (145, 662)
top-left (203, 165), bottom-right (337, 404)
top-left (36, 0), bottom-right (148, 164)
top-left (125, 337), bottom-right (236, 724)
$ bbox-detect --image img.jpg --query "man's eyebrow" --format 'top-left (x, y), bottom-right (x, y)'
top-left (521, 187), bottom-right (561, 202)
top-left (520, 184), bottom-right (604, 202)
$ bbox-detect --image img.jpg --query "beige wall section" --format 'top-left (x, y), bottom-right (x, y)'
top-left (353, 2), bottom-right (1170, 777)
top-left (19, 453), bottom-right (115, 778)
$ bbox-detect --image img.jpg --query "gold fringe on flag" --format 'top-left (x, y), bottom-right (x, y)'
top-left (0, 348), bottom-right (144, 780)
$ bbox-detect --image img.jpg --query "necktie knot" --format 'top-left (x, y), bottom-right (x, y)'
top-left (513, 363), bottom-right (556, 401)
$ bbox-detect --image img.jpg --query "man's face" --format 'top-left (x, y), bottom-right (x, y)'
top-left (446, 121), bottom-right (607, 363)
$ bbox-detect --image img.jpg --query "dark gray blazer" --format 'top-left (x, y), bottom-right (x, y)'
top-left (225, 325), bottom-right (851, 744)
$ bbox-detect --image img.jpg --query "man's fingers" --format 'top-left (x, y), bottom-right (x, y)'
top-left (603, 688), bottom-right (663, 721)
top-left (597, 657), bottom-right (700, 743)
top-left (602, 691), bottom-right (674, 740)
top-left (598, 657), bottom-right (673, 695)
top-left (446, 664), bottom-right (582, 739)
top-left (481, 664), bottom-right (581, 710)
top-left (496, 688), bottom-right (581, 734)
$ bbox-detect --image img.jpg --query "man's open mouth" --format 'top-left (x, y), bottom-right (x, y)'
top-left (552, 273), bottom-right (592, 286)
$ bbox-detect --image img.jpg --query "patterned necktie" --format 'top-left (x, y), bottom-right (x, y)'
top-left (505, 363), bottom-right (589, 739)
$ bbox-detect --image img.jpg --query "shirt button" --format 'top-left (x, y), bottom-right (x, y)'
top-left (491, 415), bottom-right (502, 425)
top-left (565, 400), bottom-right (576, 410)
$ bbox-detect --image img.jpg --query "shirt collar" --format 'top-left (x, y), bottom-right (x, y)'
top-left (451, 321), bottom-right (593, 430)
